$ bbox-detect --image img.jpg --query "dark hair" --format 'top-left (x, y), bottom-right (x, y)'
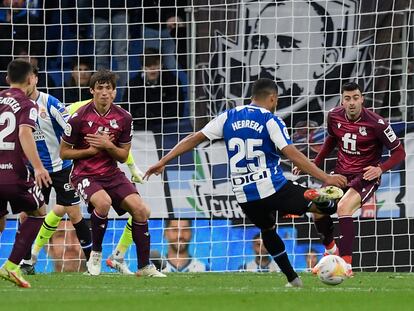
top-left (71, 57), bottom-right (93, 70)
top-left (89, 69), bottom-right (117, 89)
top-left (165, 219), bottom-right (192, 228)
top-left (143, 48), bottom-right (161, 68)
top-left (251, 78), bottom-right (278, 99)
top-left (7, 59), bottom-right (33, 84)
top-left (32, 64), bottom-right (39, 77)
top-left (341, 82), bottom-right (363, 94)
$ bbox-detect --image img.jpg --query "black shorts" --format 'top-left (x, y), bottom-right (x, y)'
top-left (42, 166), bottom-right (80, 206)
top-left (238, 180), bottom-right (310, 230)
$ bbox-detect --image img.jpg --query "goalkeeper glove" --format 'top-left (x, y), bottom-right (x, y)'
top-left (128, 164), bottom-right (145, 184)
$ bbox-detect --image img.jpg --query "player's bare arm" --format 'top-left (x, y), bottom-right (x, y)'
top-left (144, 131), bottom-right (207, 179)
top-left (281, 144), bottom-right (347, 188)
top-left (19, 125), bottom-right (52, 189)
top-left (60, 140), bottom-right (99, 160)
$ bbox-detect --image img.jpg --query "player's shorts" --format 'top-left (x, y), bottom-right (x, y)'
top-left (0, 179), bottom-right (45, 215)
top-left (341, 172), bottom-right (381, 205)
top-left (238, 180), bottom-right (310, 230)
top-left (42, 166), bottom-right (80, 206)
top-left (71, 170), bottom-right (138, 216)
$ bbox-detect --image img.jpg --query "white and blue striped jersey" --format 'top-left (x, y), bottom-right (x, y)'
top-left (33, 91), bottom-right (72, 173)
top-left (201, 104), bottom-right (292, 203)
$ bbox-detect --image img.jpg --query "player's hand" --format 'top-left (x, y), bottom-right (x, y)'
top-left (324, 174), bottom-right (347, 188)
top-left (34, 166), bottom-right (52, 189)
top-left (85, 132), bottom-right (113, 150)
top-left (143, 161), bottom-right (166, 180)
top-left (363, 166), bottom-right (382, 181)
top-left (128, 164), bottom-right (145, 184)
top-left (292, 166), bottom-right (302, 175)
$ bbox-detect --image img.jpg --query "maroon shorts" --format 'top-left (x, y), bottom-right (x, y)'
top-left (342, 172), bottom-right (381, 205)
top-left (71, 171), bottom-right (138, 216)
top-left (0, 179), bottom-right (45, 216)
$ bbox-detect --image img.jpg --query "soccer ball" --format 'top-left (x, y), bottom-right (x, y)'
top-left (316, 255), bottom-right (347, 285)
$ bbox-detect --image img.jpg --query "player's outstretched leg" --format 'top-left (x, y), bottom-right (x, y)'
top-left (106, 217), bottom-right (134, 275)
top-left (261, 227), bottom-right (302, 288)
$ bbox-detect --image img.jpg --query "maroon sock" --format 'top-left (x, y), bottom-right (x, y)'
top-left (90, 210), bottom-right (108, 252)
top-left (9, 217), bottom-right (44, 265)
top-left (338, 216), bottom-right (355, 258)
top-left (314, 216), bottom-right (335, 246)
top-left (132, 221), bottom-right (150, 269)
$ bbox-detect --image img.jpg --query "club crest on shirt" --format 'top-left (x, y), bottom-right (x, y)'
top-left (110, 119), bottom-right (119, 129)
top-left (39, 107), bottom-right (47, 119)
top-left (359, 126), bottom-right (367, 136)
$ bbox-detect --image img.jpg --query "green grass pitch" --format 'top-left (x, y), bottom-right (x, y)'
top-left (1, 272), bottom-right (413, 311)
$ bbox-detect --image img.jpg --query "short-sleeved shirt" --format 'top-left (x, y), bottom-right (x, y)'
top-left (0, 88), bottom-right (38, 184)
top-left (162, 258), bottom-right (207, 272)
top-left (327, 106), bottom-right (401, 174)
top-left (34, 91), bottom-right (72, 172)
top-left (201, 104), bottom-right (292, 203)
top-left (61, 102), bottom-right (132, 179)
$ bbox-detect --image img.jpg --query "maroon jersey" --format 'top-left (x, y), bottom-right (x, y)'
top-left (0, 88), bottom-right (38, 184)
top-left (61, 102), bottom-right (132, 179)
top-left (327, 106), bottom-right (401, 174)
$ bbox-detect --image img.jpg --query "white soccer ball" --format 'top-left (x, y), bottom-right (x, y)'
top-left (316, 255), bottom-right (347, 285)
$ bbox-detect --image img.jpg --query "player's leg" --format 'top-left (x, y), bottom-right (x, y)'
top-left (73, 175), bottom-right (111, 275)
top-left (31, 204), bottom-right (64, 263)
top-left (336, 188), bottom-right (361, 275)
top-left (312, 213), bottom-right (338, 256)
top-left (240, 199), bottom-right (301, 287)
top-left (20, 177), bottom-right (54, 274)
top-left (86, 189), bottom-right (112, 275)
top-left (106, 216), bottom-right (134, 274)
top-left (120, 194), bottom-right (165, 277)
top-left (0, 182), bottom-right (46, 288)
top-left (66, 205), bottom-right (92, 261)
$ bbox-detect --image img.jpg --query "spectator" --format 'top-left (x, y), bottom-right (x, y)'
top-left (161, 219), bottom-right (207, 272)
top-left (63, 57), bottom-right (93, 103)
top-left (141, 0), bottom-right (187, 70)
top-left (239, 233), bottom-right (280, 272)
top-left (13, 43), bottom-right (56, 94)
top-left (0, 0), bottom-right (44, 88)
top-left (47, 221), bottom-right (87, 272)
top-left (123, 48), bottom-right (184, 133)
top-left (90, 0), bottom-right (140, 99)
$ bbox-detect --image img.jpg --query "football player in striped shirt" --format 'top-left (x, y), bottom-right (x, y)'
top-left (144, 78), bottom-right (347, 287)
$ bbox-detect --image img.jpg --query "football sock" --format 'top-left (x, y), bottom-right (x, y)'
top-left (261, 229), bottom-right (297, 282)
top-left (90, 210), bottom-right (108, 252)
top-left (314, 215), bottom-right (335, 246)
top-left (9, 216), bottom-right (44, 265)
top-left (338, 216), bottom-right (354, 264)
top-left (73, 218), bottom-right (92, 261)
top-left (132, 220), bottom-right (150, 269)
top-left (33, 210), bottom-right (62, 256)
top-left (113, 217), bottom-right (133, 259)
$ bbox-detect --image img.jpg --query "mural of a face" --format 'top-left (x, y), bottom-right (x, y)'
top-left (247, 1), bottom-right (338, 107)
